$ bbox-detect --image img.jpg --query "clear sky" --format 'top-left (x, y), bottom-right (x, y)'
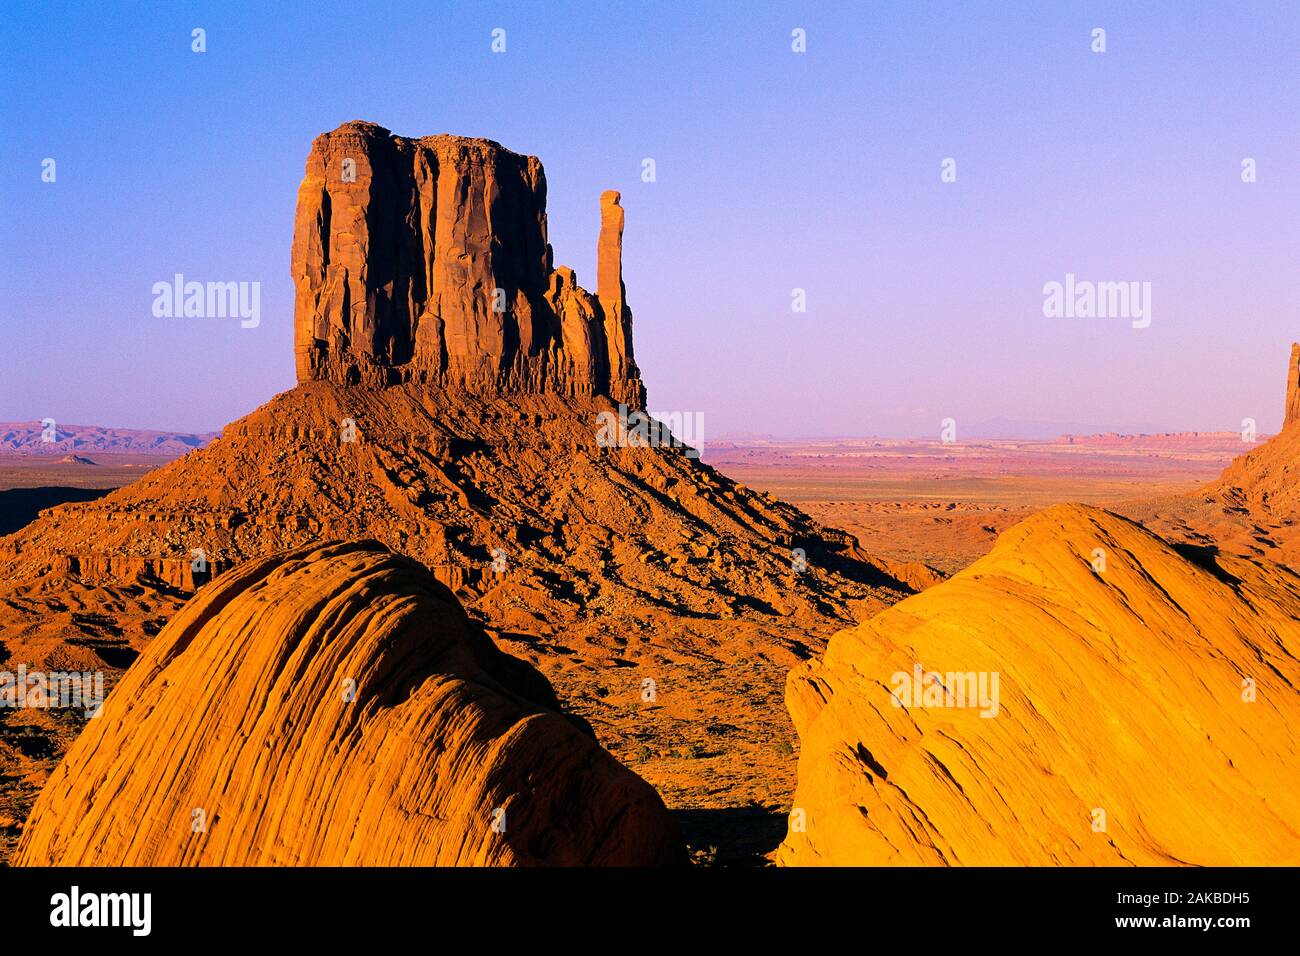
top-left (2, 0), bottom-right (1296, 436)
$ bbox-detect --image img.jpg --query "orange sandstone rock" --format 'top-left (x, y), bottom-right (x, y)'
top-left (597, 190), bottom-right (635, 389)
top-left (779, 503), bottom-right (1300, 866)
top-left (16, 541), bottom-right (684, 866)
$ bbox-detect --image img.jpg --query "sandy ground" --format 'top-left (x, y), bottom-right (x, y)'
top-left (0, 457), bottom-right (175, 536)
top-left (703, 434), bottom-right (1250, 575)
top-left (0, 434), bottom-right (1259, 864)
top-left (6, 437), bottom-right (1248, 570)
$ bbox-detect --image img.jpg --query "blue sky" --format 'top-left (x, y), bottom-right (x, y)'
top-left (1, 0), bottom-right (1297, 436)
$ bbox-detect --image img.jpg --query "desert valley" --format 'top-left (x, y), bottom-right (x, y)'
top-left (0, 121), bottom-right (1297, 871)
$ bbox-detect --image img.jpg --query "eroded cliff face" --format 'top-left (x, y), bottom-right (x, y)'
top-left (292, 121), bottom-right (644, 407)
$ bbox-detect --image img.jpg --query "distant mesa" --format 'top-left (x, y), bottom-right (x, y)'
top-left (58, 454), bottom-right (97, 465)
top-left (294, 121), bottom-right (644, 407)
top-left (780, 503), bottom-right (1300, 866)
top-left (17, 541), bottom-right (684, 866)
top-left (1060, 431), bottom-right (1251, 445)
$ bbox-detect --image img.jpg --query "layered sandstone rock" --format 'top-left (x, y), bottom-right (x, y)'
top-left (16, 541), bottom-right (683, 866)
top-left (292, 121), bottom-right (644, 407)
top-left (779, 504), bottom-right (1300, 866)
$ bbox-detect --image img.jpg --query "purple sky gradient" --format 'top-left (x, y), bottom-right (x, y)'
top-left (2, 0), bottom-right (1297, 437)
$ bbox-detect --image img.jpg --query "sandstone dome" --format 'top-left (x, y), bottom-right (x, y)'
top-left (16, 541), bottom-right (684, 866)
top-left (779, 503), bottom-right (1300, 866)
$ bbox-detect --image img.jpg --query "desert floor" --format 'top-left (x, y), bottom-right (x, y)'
top-left (703, 434), bottom-right (1248, 575)
top-left (0, 434), bottom-right (1255, 863)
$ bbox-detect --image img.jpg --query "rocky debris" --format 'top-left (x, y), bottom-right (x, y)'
top-left (293, 121), bottom-right (645, 407)
top-left (0, 383), bottom-right (912, 863)
top-left (779, 503), bottom-right (1300, 866)
top-left (16, 541), bottom-right (685, 866)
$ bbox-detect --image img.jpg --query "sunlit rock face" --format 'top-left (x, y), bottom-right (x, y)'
top-left (292, 121), bottom-right (643, 407)
top-left (779, 503), bottom-right (1300, 867)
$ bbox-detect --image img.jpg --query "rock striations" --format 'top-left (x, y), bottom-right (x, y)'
top-left (779, 504), bottom-right (1300, 866)
top-left (293, 121), bottom-right (644, 407)
top-left (16, 541), bottom-right (683, 866)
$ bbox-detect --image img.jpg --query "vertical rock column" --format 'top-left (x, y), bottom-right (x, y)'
top-left (597, 190), bottom-right (643, 407)
top-left (1285, 342), bottom-right (1300, 430)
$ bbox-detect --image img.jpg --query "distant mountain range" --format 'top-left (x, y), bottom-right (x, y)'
top-left (0, 422), bottom-right (217, 456)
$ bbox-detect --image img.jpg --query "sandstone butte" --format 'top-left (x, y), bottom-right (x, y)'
top-left (16, 541), bottom-right (683, 866)
top-left (0, 121), bottom-right (920, 863)
top-left (292, 121), bottom-right (643, 407)
top-left (778, 348), bottom-right (1300, 866)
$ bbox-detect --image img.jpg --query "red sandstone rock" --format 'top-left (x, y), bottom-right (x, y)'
top-left (1209, 341), bottom-right (1300, 516)
top-left (292, 121), bottom-right (644, 407)
top-left (1286, 342), bottom-right (1300, 429)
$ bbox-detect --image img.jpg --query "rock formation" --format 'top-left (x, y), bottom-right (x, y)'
top-left (1285, 341), bottom-right (1300, 429)
top-left (779, 503), bottom-right (1300, 866)
top-left (1122, 341), bottom-right (1300, 570)
top-left (0, 381), bottom-right (912, 862)
top-left (597, 190), bottom-right (635, 388)
top-left (0, 122), bottom-right (915, 863)
top-left (293, 121), bottom-right (644, 407)
top-left (16, 541), bottom-right (683, 866)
